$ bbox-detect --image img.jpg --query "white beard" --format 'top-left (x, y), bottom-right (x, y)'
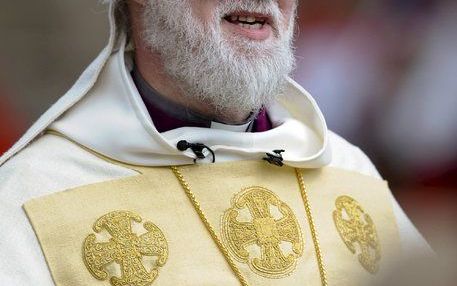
top-left (142, 0), bottom-right (296, 119)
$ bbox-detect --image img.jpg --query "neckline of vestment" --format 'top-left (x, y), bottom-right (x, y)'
top-left (48, 37), bottom-right (331, 168)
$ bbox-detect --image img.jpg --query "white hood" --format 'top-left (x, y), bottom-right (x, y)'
top-left (0, 3), bottom-right (331, 168)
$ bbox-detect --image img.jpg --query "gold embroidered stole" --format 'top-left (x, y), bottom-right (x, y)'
top-left (24, 161), bottom-right (401, 286)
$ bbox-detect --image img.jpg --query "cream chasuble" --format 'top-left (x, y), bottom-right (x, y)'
top-left (0, 3), bottom-right (431, 286)
top-left (24, 160), bottom-right (401, 286)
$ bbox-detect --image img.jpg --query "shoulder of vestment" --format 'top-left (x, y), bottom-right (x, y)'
top-left (327, 130), bottom-right (382, 179)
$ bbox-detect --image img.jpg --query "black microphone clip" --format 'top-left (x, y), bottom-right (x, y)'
top-left (263, 149), bottom-right (285, 167)
top-left (177, 140), bottom-right (216, 163)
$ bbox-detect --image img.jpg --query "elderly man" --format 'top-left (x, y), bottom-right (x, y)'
top-left (0, 1), bottom-right (430, 285)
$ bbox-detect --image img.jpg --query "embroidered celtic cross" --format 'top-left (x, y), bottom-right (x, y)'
top-left (222, 187), bottom-right (303, 278)
top-left (333, 196), bottom-right (381, 274)
top-left (83, 211), bottom-right (168, 286)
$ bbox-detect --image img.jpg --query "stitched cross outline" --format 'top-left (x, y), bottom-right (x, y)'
top-left (333, 196), bottom-right (381, 274)
top-left (222, 187), bottom-right (303, 278)
top-left (83, 211), bottom-right (168, 286)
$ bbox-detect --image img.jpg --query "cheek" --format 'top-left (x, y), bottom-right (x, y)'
top-left (190, 0), bottom-right (218, 24)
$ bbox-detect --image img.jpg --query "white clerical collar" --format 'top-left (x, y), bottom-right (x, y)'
top-left (210, 121), bottom-right (252, 132)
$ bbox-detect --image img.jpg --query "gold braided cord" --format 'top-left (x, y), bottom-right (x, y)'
top-left (171, 167), bottom-right (250, 286)
top-left (171, 166), bottom-right (328, 286)
top-left (295, 168), bottom-right (329, 286)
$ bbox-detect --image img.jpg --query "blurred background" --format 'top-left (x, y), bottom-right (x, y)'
top-left (0, 0), bottom-right (455, 280)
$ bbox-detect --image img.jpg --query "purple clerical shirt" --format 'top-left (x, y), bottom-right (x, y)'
top-left (132, 67), bottom-right (272, 133)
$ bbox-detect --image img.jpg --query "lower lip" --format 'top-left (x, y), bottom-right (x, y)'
top-left (222, 19), bottom-right (273, 41)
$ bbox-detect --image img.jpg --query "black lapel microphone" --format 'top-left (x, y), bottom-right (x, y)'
top-left (263, 149), bottom-right (285, 167)
top-left (177, 140), bottom-right (216, 163)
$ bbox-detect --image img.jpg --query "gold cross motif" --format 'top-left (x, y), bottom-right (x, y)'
top-left (222, 186), bottom-right (304, 278)
top-left (83, 211), bottom-right (168, 286)
top-left (333, 196), bottom-right (381, 274)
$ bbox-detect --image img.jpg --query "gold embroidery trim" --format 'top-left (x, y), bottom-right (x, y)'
top-left (172, 166), bottom-right (328, 286)
top-left (221, 186), bottom-right (304, 278)
top-left (83, 210), bottom-right (168, 286)
top-left (333, 195), bottom-right (381, 274)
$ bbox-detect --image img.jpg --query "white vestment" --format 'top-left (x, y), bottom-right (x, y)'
top-left (0, 3), bottom-right (430, 285)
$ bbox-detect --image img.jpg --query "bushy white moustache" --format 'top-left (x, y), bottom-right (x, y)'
top-left (142, 0), bottom-right (295, 117)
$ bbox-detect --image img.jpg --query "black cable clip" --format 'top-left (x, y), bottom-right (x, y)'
top-left (263, 149), bottom-right (285, 167)
top-left (177, 140), bottom-right (216, 163)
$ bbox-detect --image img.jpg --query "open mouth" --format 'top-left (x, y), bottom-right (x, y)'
top-left (223, 13), bottom-right (271, 30)
top-left (222, 12), bottom-right (274, 41)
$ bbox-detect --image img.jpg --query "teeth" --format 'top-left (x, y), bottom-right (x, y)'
top-left (238, 22), bottom-right (263, 30)
top-left (226, 14), bottom-right (266, 30)
top-left (252, 23), bottom-right (262, 29)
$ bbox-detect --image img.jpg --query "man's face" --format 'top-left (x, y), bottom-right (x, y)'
top-left (141, 0), bottom-right (297, 118)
